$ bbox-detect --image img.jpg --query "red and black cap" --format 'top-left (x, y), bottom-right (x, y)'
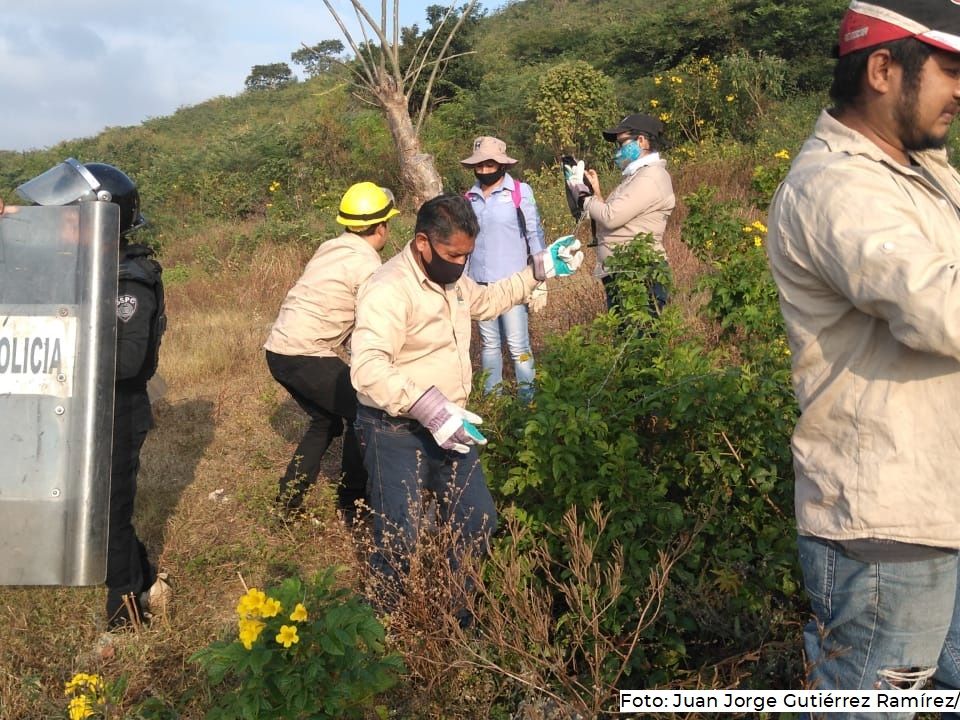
top-left (838, 0), bottom-right (960, 56)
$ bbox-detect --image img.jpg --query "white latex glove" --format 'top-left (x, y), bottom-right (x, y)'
top-left (527, 283), bottom-right (548, 313)
top-left (408, 386), bottom-right (487, 454)
top-left (563, 159), bottom-right (585, 185)
top-left (532, 235), bottom-right (584, 281)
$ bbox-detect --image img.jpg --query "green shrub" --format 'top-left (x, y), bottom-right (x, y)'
top-left (191, 569), bottom-right (403, 719)
top-left (481, 235), bottom-right (801, 686)
top-left (683, 185), bottom-right (784, 342)
top-left (528, 61), bottom-right (620, 160)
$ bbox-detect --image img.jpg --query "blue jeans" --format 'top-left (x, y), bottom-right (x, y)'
top-left (355, 405), bottom-right (498, 608)
top-left (478, 303), bottom-right (535, 402)
top-left (797, 535), bottom-right (960, 719)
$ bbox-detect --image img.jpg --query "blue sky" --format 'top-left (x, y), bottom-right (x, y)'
top-left (0, 0), bottom-right (495, 152)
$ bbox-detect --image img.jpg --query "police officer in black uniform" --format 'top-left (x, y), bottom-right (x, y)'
top-left (83, 163), bottom-right (168, 629)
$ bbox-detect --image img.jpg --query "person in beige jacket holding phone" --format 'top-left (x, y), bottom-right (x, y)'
top-left (578, 113), bottom-right (676, 313)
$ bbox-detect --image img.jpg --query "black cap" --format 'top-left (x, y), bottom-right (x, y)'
top-left (602, 113), bottom-right (665, 142)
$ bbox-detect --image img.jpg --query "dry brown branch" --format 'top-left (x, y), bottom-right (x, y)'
top-left (382, 497), bottom-right (704, 717)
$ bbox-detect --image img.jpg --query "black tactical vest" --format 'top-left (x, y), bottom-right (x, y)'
top-left (118, 243), bottom-right (166, 384)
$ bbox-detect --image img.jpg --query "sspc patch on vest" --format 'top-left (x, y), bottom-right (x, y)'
top-left (117, 294), bottom-right (138, 323)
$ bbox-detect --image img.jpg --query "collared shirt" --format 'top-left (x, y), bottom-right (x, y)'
top-left (767, 109), bottom-right (960, 548)
top-left (584, 152), bottom-right (675, 278)
top-left (263, 232), bottom-right (381, 357)
top-left (465, 173), bottom-right (546, 283)
top-left (351, 241), bottom-right (538, 415)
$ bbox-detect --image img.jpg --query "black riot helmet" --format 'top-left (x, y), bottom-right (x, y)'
top-left (15, 157), bottom-right (147, 237)
top-left (83, 162), bottom-right (146, 236)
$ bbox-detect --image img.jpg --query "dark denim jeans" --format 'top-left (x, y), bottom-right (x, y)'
top-left (355, 405), bottom-right (498, 607)
top-left (798, 535), bottom-right (960, 719)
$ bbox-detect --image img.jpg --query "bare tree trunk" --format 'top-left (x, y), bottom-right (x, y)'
top-left (379, 87), bottom-right (443, 207)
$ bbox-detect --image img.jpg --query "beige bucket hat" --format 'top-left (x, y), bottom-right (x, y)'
top-left (460, 136), bottom-right (518, 166)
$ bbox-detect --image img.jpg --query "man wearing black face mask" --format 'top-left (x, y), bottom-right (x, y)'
top-left (350, 194), bottom-right (583, 617)
top-left (462, 136), bottom-right (546, 403)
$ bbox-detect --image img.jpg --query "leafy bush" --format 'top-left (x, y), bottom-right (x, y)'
top-left (528, 61), bottom-right (619, 160)
top-left (481, 235), bottom-right (801, 686)
top-left (648, 53), bottom-right (787, 146)
top-left (192, 569), bottom-right (403, 719)
top-left (682, 185), bottom-right (784, 341)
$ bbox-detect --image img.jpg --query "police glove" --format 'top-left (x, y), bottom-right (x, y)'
top-left (527, 282), bottom-right (548, 313)
top-left (563, 159), bottom-right (592, 199)
top-left (408, 386), bottom-right (487, 454)
top-left (533, 235), bottom-right (584, 281)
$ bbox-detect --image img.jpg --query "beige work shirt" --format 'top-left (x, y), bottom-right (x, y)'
top-left (767, 110), bottom-right (960, 548)
top-left (584, 153), bottom-right (675, 278)
top-left (263, 232), bottom-right (381, 357)
top-left (351, 242), bottom-right (538, 416)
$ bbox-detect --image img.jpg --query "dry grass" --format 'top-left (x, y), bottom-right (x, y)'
top-left (0, 237), bottom-right (362, 719)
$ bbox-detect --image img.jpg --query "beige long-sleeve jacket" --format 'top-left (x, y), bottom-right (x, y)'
top-left (584, 153), bottom-right (675, 278)
top-left (767, 110), bottom-right (960, 548)
top-left (351, 242), bottom-right (538, 416)
top-left (263, 232), bottom-right (381, 358)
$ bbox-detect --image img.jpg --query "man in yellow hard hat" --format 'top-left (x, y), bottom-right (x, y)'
top-left (264, 181), bottom-right (399, 522)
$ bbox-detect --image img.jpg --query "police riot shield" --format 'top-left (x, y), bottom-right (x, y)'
top-left (0, 201), bottom-right (118, 585)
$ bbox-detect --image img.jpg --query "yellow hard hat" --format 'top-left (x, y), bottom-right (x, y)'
top-left (336, 182), bottom-right (400, 227)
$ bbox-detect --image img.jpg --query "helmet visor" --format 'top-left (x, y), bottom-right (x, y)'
top-left (15, 158), bottom-right (101, 207)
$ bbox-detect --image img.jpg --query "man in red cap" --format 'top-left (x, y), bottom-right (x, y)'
top-left (767, 0), bottom-right (960, 701)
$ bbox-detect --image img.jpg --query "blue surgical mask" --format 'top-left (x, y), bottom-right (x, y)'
top-left (612, 139), bottom-right (642, 169)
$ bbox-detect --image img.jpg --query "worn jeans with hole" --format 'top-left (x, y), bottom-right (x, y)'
top-left (478, 303), bottom-right (535, 402)
top-left (797, 534), bottom-right (960, 719)
top-left (355, 405), bottom-right (498, 609)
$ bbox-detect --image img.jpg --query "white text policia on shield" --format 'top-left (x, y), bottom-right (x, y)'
top-left (0, 336), bottom-right (63, 374)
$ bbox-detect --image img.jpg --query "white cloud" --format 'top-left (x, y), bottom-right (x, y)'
top-left (0, 0), bottom-right (457, 152)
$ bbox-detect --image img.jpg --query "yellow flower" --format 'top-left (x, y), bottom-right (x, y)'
top-left (238, 618), bottom-right (266, 650)
top-left (276, 625), bottom-right (300, 648)
top-left (654, 76), bottom-right (662, 85)
top-left (69, 695), bottom-right (95, 720)
top-left (774, 149), bottom-right (791, 160)
top-left (649, 99), bottom-right (659, 108)
top-left (269, 181), bottom-right (281, 193)
top-left (290, 603), bottom-right (309, 622)
top-left (754, 236), bottom-right (763, 248)
top-left (751, 220), bottom-right (768, 232)
top-left (726, 94), bottom-right (735, 102)
top-left (64, 673), bottom-right (103, 697)
top-left (670, 75), bottom-right (683, 84)
top-left (742, 225), bottom-right (754, 233)
top-left (658, 112), bottom-right (671, 123)
top-left (237, 588), bottom-right (267, 618)
top-left (261, 597), bottom-right (282, 618)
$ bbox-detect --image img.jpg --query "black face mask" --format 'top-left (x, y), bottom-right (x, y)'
top-left (421, 236), bottom-right (467, 285)
top-left (475, 166), bottom-right (506, 187)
